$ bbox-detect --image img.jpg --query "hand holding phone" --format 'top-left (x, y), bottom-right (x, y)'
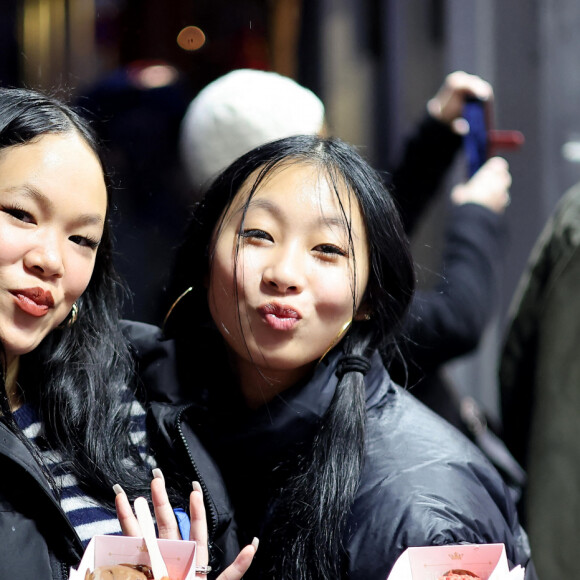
top-left (463, 97), bottom-right (524, 176)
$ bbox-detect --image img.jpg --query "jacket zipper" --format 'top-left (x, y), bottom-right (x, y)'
top-left (175, 404), bottom-right (218, 540)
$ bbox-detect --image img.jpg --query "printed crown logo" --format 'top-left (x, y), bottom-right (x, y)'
top-left (448, 552), bottom-right (463, 561)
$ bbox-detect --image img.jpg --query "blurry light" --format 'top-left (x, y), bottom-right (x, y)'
top-left (562, 140), bottom-right (580, 163)
top-left (130, 64), bottom-right (179, 89)
top-left (177, 26), bottom-right (206, 51)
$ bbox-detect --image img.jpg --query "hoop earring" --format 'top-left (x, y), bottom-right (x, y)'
top-left (318, 319), bottom-right (352, 364)
top-left (163, 287), bottom-right (193, 331)
top-left (61, 302), bottom-right (78, 328)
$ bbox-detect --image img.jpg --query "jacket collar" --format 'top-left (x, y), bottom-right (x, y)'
top-left (201, 350), bottom-right (391, 467)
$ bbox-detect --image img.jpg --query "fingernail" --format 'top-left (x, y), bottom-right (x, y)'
top-left (192, 481), bottom-right (203, 494)
top-left (152, 468), bottom-right (164, 481)
top-left (113, 484), bottom-right (124, 496)
top-left (251, 537), bottom-right (260, 551)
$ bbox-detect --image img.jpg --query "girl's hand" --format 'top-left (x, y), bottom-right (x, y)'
top-left (114, 469), bottom-right (258, 580)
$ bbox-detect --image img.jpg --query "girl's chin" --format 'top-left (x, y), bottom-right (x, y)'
top-left (248, 355), bottom-right (318, 375)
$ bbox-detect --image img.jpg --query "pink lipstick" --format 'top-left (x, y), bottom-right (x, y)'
top-left (259, 303), bottom-right (301, 331)
top-left (11, 287), bottom-right (55, 317)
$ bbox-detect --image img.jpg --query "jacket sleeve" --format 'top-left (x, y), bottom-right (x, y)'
top-left (402, 202), bottom-right (505, 376)
top-left (346, 388), bottom-right (537, 580)
top-left (499, 181), bottom-right (580, 465)
top-left (389, 115), bottom-right (464, 234)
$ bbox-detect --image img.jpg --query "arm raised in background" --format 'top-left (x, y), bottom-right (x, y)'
top-left (390, 71), bottom-right (494, 233)
top-left (401, 156), bottom-right (511, 376)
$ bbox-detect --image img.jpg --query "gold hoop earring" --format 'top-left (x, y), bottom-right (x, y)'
top-left (163, 287), bottom-right (193, 331)
top-left (318, 319), bottom-right (352, 364)
top-left (61, 302), bottom-right (78, 328)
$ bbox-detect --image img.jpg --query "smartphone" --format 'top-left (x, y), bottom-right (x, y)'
top-left (463, 98), bottom-right (489, 176)
top-left (463, 97), bottom-right (524, 177)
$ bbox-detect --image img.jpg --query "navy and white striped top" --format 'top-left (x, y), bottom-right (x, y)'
top-left (13, 392), bottom-right (156, 547)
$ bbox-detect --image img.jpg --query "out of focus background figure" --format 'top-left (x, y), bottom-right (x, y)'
top-left (78, 60), bottom-right (193, 323)
top-left (179, 68), bottom-right (326, 194)
top-left (500, 179), bottom-right (580, 578)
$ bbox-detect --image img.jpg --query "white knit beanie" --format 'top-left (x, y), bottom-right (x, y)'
top-left (179, 69), bottom-right (326, 193)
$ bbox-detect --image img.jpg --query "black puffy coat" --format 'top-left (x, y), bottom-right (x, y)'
top-left (0, 356), bottom-right (239, 579)
top-left (0, 421), bottom-right (83, 579)
top-left (125, 321), bottom-right (537, 580)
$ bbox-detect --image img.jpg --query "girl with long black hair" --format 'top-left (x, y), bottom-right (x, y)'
top-left (129, 134), bottom-right (536, 579)
top-left (0, 87), bottom-right (254, 580)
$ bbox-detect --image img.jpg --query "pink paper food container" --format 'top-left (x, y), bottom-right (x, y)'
top-left (386, 543), bottom-right (525, 580)
top-left (69, 535), bottom-right (197, 580)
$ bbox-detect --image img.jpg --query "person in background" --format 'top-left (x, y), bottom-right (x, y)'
top-left (77, 60), bottom-right (193, 323)
top-left (500, 179), bottom-right (580, 579)
top-left (179, 68), bottom-right (326, 196)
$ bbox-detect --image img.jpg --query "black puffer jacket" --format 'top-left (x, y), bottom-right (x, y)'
top-left (124, 321), bottom-right (537, 580)
top-left (0, 351), bottom-right (239, 579)
top-left (123, 320), bottom-right (241, 576)
top-left (0, 421), bottom-right (84, 580)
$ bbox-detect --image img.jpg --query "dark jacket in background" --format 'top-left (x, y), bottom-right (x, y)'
top-left (389, 114), bottom-right (463, 235)
top-left (389, 116), bottom-right (509, 443)
top-left (393, 202), bottom-right (505, 427)
top-left (500, 180), bottom-right (580, 578)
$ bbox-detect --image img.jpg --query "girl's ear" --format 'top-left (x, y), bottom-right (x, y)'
top-left (354, 303), bottom-right (372, 321)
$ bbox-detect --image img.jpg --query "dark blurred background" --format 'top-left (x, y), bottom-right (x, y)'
top-left (2, 0), bottom-right (580, 421)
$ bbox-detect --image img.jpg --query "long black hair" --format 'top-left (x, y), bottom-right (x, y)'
top-left (0, 87), bottom-right (153, 507)
top-left (166, 135), bottom-right (415, 578)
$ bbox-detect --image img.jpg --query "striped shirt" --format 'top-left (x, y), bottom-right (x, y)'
top-left (13, 392), bottom-right (156, 547)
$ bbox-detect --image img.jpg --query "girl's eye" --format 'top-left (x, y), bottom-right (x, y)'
top-left (3, 205), bottom-right (35, 224)
top-left (69, 235), bottom-right (100, 250)
top-left (314, 243), bottom-right (348, 257)
top-left (240, 228), bottom-right (273, 242)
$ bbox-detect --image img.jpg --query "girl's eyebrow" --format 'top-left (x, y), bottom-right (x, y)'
top-left (243, 195), bottom-right (353, 229)
top-left (7, 184), bottom-right (104, 226)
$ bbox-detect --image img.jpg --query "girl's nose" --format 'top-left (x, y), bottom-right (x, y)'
top-left (262, 246), bottom-right (304, 294)
top-left (24, 235), bottom-right (64, 278)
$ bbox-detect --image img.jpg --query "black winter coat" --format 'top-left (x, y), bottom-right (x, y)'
top-left (0, 421), bottom-right (83, 579)
top-left (125, 322), bottom-right (537, 580)
top-left (0, 366), bottom-right (239, 579)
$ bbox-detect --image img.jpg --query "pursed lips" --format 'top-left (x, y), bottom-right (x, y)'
top-left (10, 286), bottom-right (55, 316)
top-left (258, 302), bottom-right (301, 331)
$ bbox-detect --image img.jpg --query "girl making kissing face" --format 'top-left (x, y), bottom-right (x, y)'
top-left (157, 135), bottom-right (535, 579)
top-left (162, 135), bottom-right (416, 580)
top-left (208, 161), bottom-right (370, 406)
